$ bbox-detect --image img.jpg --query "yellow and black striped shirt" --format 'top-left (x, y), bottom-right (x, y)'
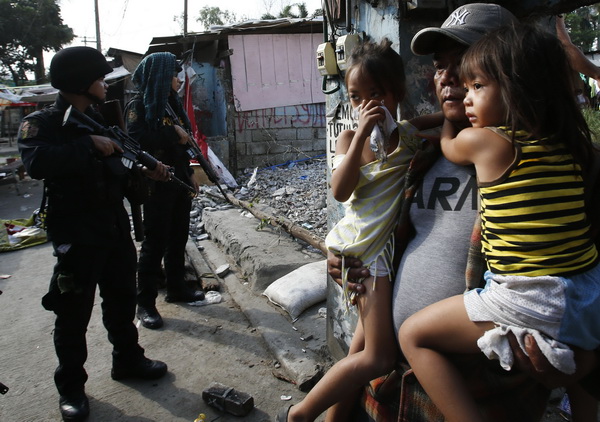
top-left (480, 128), bottom-right (598, 276)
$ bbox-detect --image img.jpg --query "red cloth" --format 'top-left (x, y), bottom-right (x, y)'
top-left (184, 73), bottom-right (208, 159)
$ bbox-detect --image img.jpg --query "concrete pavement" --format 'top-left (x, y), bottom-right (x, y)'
top-left (195, 207), bottom-right (329, 391)
top-left (0, 155), bottom-right (330, 421)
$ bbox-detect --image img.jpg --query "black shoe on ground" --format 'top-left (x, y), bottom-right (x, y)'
top-left (59, 393), bottom-right (89, 422)
top-left (111, 357), bottom-right (168, 381)
top-left (136, 306), bottom-right (163, 329)
top-left (165, 288), bottom-right (205, 303)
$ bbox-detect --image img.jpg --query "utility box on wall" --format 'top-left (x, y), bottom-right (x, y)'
top-left (317, 42), bottom-right (338, 76)
top-left (335, 34), bottom-right (361, 71)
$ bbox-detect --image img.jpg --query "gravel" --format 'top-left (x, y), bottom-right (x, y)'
top-left (189, 156), bottom-right (328, 242)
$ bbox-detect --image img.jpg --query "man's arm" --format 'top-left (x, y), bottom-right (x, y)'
top-left (509, 333), bottom-right (599, 399)
top-left (556, 15), bottom-right (600, 83)
top-left (409, 111), bottom-right (444, 132)
top-left (18, 114), bottom-right (97, 180)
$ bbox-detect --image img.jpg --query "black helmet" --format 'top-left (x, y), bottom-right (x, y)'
top-left (50, 46), bottom-right (113, 93)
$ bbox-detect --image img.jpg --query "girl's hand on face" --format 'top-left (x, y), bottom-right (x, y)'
top-left (356, 100), bottom-right (385, 133)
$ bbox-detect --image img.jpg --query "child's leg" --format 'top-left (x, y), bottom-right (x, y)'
top-left (289, 275), bottom-right (397, 422)
top-left (399, 295), bottom-right (494, 422)
top-left (324, 316), bottom-right (365, 422)
top-left (566, 348), bottom-right (598, 422)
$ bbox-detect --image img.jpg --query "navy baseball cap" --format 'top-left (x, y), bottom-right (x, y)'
top-left (411, 3), bottom-right (517, 55)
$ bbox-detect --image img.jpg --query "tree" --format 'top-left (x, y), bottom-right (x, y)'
top-left (196, 6), bottom-right (239, 30)
top-left (261, 2), bottom-right (313, 19)
top-left (565, 5), bottom-right (600, 52)
top-left (0, 0), bottom-right (74, 86)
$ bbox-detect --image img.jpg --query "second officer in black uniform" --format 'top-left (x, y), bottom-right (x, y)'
top-left (126, 52), bottom-right (205, 329)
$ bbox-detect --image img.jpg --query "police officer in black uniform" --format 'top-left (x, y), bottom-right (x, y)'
top-left (125, 52), bottom-right (204, 329)
top-left (17, 46), bottom-right (169, 422)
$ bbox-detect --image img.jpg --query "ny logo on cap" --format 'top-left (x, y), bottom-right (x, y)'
top-left (445, 7), bottom-right (470, 27)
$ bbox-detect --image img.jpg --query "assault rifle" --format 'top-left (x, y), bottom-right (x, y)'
top-left (62, 105), bottom-right (195, 195)
top-left (63, 105), bottom-right (196, 241)
top-left (165, 103), bottom-right (230, 203)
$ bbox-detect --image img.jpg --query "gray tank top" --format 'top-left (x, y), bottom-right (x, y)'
top-left (393, 156), bottom-right (478, 334)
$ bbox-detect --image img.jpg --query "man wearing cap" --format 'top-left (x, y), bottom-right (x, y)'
top-left (327, 3), bottom-right (588, 420)
top-left (17, 46), bottom-right (170, 422)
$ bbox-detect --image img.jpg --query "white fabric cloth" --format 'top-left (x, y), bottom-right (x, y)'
top-left (464, 272), bottom-right (567, 338)
top-left (465, 271), bottom-right (578, 374)
top-left (352, 105), bottom-right (398, 163)
top-left (478, 324), bottom-right (575, 374)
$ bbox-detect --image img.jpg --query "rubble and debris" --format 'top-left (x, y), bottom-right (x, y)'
top-left (187, 291), bottom-right (222, 306)
top-left (202, 382), bottom-right (254, 416)
top-left (188, 157), bottom-right (328, 249)
top-left (236, 158), bottom-right (327, 239)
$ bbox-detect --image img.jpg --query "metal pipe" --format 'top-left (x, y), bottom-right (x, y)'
top-left (346, 0), bottom-right (352, 33)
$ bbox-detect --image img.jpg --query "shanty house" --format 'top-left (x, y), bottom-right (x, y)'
top-left (146, 18), bottom-right (326, 176)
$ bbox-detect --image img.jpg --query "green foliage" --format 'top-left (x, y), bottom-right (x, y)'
top-left (196, 6), bottom-right (239, 30)
top-left (281, 2), bottom-right (308, 18)
top-left (582, 107), bottom-right (600, 145)
top-left (564, 6), bottom-right (599, 52)
top-left (0, 0), bottom-right (74, 86)
top-left (261, 2), bottom-right (320, 19)
top-left (256, 218), bottom-right (270, 231)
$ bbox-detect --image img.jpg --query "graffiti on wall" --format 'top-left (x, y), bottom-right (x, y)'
top-left (326, 102), bottom-right (357, 168)
top-left (235, 103), bottom-right (326, 133)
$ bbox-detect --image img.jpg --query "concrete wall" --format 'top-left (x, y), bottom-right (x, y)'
top-left (233, 103), bottom-right (326, 170)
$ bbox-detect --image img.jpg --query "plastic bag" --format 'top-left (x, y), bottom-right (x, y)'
top-left (0, 213), bottom-right (47, 252)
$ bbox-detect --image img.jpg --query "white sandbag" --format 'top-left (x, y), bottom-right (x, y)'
top-left (263, 260), bottom-right (327, 320)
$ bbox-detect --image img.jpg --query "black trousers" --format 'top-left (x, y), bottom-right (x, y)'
top-left (137, 184), bottom-right (192, 308)
top-left (43, 237), bottom-right (144, 397)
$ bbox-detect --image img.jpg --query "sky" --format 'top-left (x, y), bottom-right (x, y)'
top-left (57, 0), bottom-right (323, 54)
